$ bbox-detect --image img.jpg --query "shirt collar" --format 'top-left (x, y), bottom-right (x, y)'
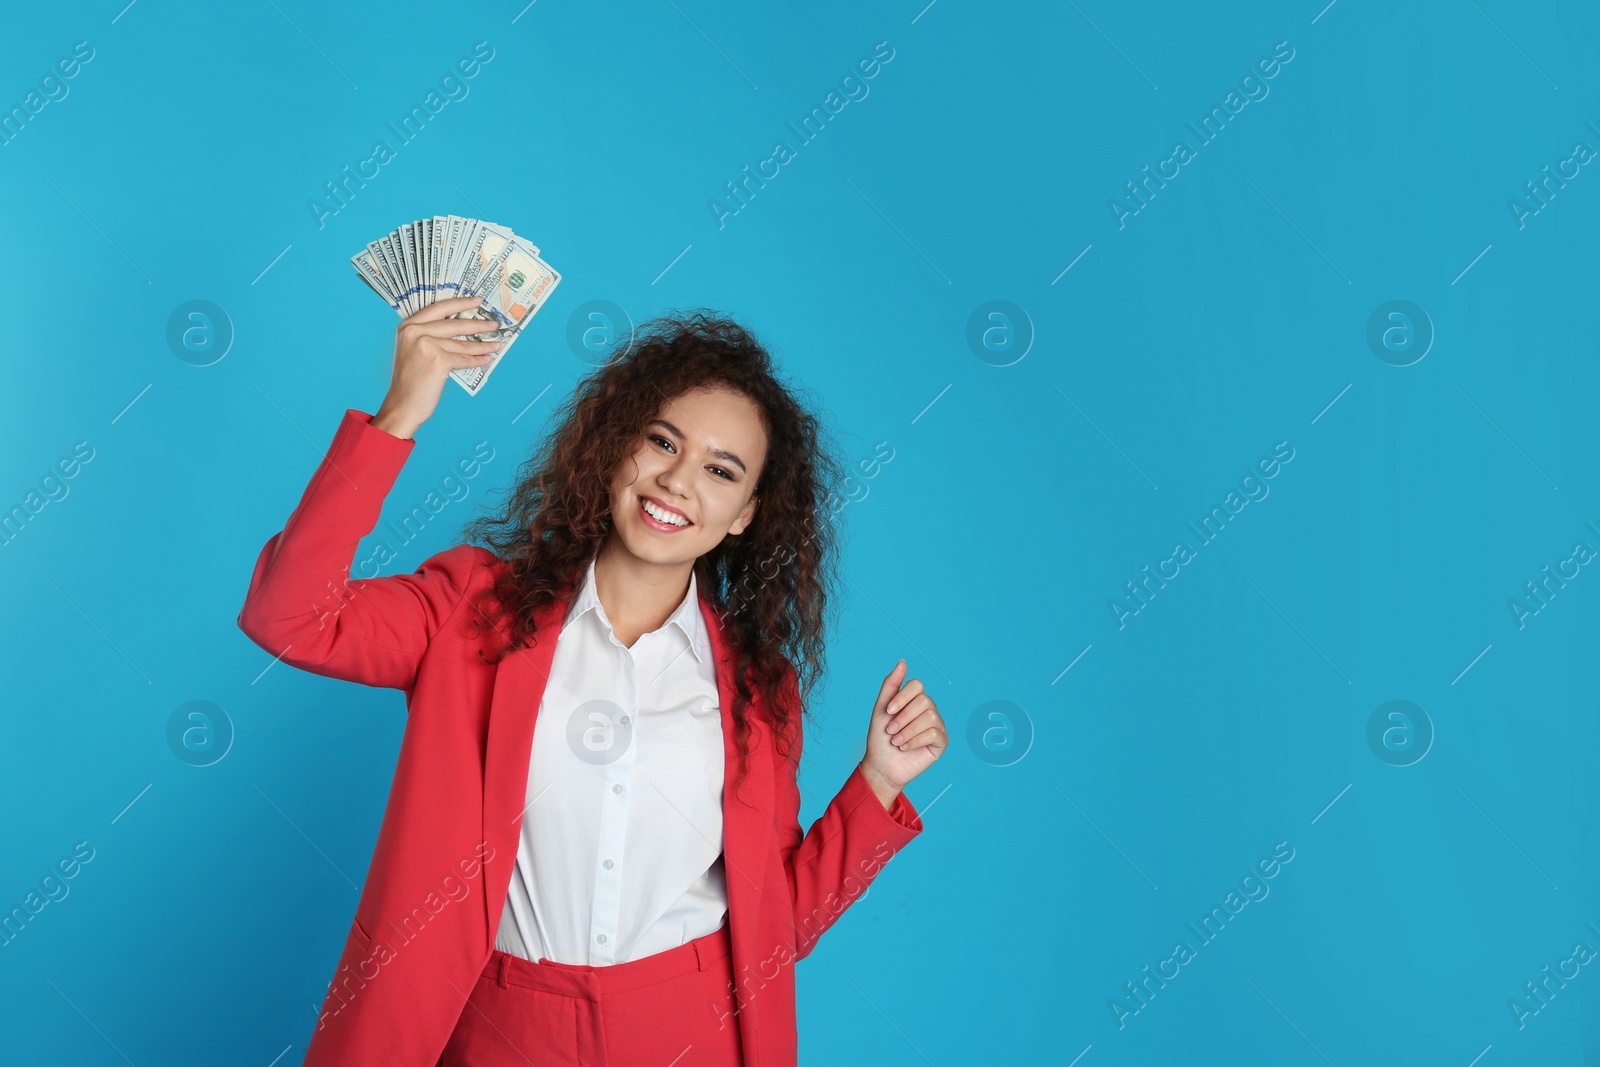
top-left (563, 553), bottom-right (710, 664)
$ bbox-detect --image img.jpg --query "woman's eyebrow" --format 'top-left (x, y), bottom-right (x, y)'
top-left (649, 418), bottom-right (748, 474)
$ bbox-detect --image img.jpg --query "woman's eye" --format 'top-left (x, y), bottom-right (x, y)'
top-left (652, 434), bottom-right (731, 481)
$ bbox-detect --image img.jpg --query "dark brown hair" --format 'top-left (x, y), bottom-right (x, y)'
top-left (456, 310), bottom-right (844, 800)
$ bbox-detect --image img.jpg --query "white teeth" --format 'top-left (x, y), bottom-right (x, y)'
top-left (642, 499), bottom-right (688, 526)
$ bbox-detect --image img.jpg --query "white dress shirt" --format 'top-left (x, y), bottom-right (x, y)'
top-left (494, 553), bottom-right (729, 966)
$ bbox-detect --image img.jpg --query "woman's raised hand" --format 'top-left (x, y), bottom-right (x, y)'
top-left (371, 295), bottom-right (505, 439)
top-left (860, 659), bottom-right (946, 798)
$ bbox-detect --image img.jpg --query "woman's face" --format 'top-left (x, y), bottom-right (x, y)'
top-left (607, 385), bottom-right (768, 564)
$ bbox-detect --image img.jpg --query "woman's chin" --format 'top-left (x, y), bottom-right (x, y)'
top-left (613, 526), bottom-right (701, 565)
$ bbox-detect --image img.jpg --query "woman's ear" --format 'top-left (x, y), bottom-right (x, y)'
top-left (729, 493), bottom-right (759, 536)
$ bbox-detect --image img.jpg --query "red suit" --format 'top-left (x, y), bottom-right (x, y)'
top-left (236, 409), bottom-right (925, 1066)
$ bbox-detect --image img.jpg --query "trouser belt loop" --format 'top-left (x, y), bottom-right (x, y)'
top-left (695, 929), bottom-right (728, 972)
top-left (497, 953), bottom-right (511, 988)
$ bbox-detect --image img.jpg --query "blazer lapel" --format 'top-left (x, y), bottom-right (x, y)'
top-left (700, 593), bottom-right (774, 902)
top-left (481, 593), bottom-right (567, 941)
top-left (699, 593), bottom-right (775, 1067)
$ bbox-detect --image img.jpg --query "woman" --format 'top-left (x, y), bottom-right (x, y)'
top-left (237, 295), bottom-right (946, 1066)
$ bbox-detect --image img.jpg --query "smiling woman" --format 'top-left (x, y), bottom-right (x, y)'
top-left (604, 389), bottom-right (769, 582)
top-left (460, 311), bottom-right (822, 753)
top-left (239, 302), bottom-right (944, 1065)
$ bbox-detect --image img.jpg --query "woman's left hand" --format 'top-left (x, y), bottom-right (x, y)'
top-left (862, 659), bottom-right (947, 792)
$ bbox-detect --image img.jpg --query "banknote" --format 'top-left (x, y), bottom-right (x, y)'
top-left (350, 215), bottom-right (561, 396)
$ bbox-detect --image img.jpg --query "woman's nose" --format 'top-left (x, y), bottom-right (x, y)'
top-left (659, 461), bottom-right (691, 497)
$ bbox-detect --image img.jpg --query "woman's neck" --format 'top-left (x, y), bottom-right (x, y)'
top-left (592, 538), bottom-right (695, 648)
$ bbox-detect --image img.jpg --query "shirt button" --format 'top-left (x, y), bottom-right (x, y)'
top-left (612, 783), bottom-right (624, 795)
top-left (596, 933), bottom-right (607, 944)
top-left (603, 858), bottom-right (614, 870)
top-left (620, 715), bottom-right (631, 726)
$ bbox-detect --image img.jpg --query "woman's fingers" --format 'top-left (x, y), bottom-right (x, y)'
top-left (404, 294), bottom-right (489, 324)
top-left (886, 677), bottom-right (924, 717)
top-left (873, 659), bottom-right (909, 716)
top-left (430, 336), bottom-right (503, 355)
top-left (405, 316), bottom-right (507, 340)
top-left (894, 725), bottom-right (947, 752)
top-left (377, 298), bottom-right (505, 435)
top-left (430, 339), bottom-right (503, 369)
top-left (399, 325), bottom-right (505, 368)
top-left (887, 696), bottom-right (932, 736)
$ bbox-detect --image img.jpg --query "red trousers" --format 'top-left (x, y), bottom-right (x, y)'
top-left (438, 920), bottom-right (744, 1066)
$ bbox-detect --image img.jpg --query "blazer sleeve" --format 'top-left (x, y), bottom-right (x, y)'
top-left (236, 408), bottom-right (485, 692)
top-left (774, 664), bottom-right (924, 960)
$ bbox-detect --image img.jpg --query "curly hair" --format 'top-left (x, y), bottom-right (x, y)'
top-left (455, 309), bottom-right (846, 803)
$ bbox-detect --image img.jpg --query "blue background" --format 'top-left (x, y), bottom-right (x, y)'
top-left (2, 0), bottom-right (1597, 1063)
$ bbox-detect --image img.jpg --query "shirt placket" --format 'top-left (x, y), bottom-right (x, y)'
top-left (590, 630), bottom-right (640, 965)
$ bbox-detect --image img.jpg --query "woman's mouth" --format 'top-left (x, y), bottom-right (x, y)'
top-left (638, 495), bottom-right (693, 532)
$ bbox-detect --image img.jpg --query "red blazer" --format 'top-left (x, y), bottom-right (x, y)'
top-left (236, 408), bottom-right (925, 1067)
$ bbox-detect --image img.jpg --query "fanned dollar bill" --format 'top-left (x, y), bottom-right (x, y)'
top-left (350, 215), bottom-right (560, 396)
